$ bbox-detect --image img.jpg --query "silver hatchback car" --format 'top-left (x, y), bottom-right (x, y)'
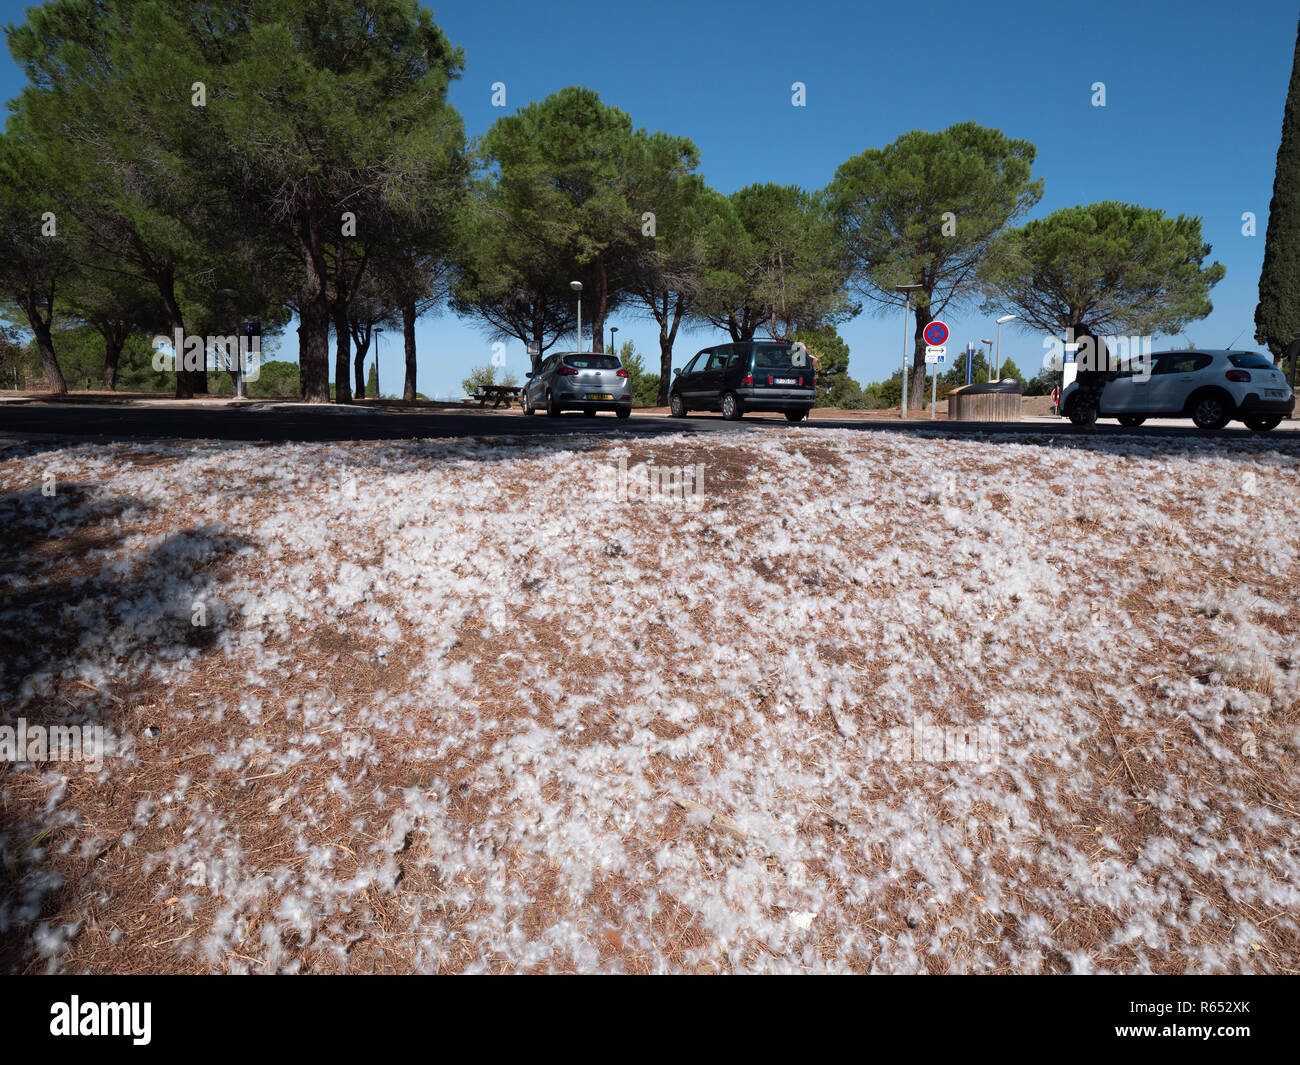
top-left (521, 351), bottom-right (632, 418)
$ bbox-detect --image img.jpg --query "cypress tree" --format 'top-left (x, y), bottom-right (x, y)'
top-left (1256, 17), bottom-right (1300, 385)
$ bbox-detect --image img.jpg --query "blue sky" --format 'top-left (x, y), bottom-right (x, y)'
top-left (1, 0), bottom-right (1295, 395)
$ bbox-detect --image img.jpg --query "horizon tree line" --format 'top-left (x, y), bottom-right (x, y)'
top-left (0, 0), bottom-right (1235, 409)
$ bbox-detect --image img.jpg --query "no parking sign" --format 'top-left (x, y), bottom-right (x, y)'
top-left (923, 320), bottom-right (950, 347)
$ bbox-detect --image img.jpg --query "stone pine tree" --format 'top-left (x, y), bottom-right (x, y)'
top-left (1256, 16), bottom-right (1300, 386)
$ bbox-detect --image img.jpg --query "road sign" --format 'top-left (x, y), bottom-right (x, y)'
top-left (925, 346), bottom-right (947, 365)
top-left (923, 320), bottom-right (950, 347)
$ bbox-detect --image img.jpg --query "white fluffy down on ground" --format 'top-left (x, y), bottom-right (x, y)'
top-left (1, 427), bottom-right (1298, 973)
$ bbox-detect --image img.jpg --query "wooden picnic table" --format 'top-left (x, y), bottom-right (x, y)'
top-left (469, 385), bottom-right (522, 408)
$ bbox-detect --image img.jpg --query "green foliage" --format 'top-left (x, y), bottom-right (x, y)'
top-left (828, 123), bottom-right (1042, 408)
top-left (980, 202), bottom-right (1225, 340)
top-left (790, 326), bottom-right (864, 408)
top-left (461, 363), bottom-right (517, 396)
top-left (861, 371), bottom-right (903, 410)
top-left (456, 87), bottom-right (698, 362)
top-left (247, 360), bottom-right (301, 399)
top-left (617, 341), bottom-right (660, 406)
top-left (365, 362), bottom-right (378, 399)
top-left (695, 184), bottom-right (855, 342)
top-left (1256, 18), bottom-right (1300, 357)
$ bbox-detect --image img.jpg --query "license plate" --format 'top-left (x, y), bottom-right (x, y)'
top-left (773, 377), bottom-right (796, 386)
top-left (1266, 389), bottom-right (1287, 398)
top-left (587, 393), bottom-right (612, 401)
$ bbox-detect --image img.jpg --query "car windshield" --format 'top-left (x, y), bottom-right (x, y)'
top-left (564, 355), bottom-right (621, 369)
top-left (1228, 352), bottom-right (1275, 370)
top-left (753, 344), bottom-right (806, 371)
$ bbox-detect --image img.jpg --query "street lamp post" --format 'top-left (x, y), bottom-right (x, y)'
top-left (609, 325), bottom-right (618, 355)
top-left (570, 281), bottom-right (583, 353)
top-left (894, 283), bottom-right (923, 418)
top-left (994, 314), bottom-right (1017, 381)
top-left (373, 327), bottom-right (384, 398)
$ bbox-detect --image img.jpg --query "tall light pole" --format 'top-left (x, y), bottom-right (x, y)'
top-left (895, 283), bottom-right (923, 417)
top-left (570, 281), bottom-right (583, 352)
top-left (609, 325), bottom-right (618, 355)
top-left (994, 314), bottom-right (1017, 381)
top-left (373, 327), bottom-right (384, 398)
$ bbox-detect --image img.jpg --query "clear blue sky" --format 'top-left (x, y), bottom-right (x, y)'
top-left (2, 0), bottom-right (1295, 395)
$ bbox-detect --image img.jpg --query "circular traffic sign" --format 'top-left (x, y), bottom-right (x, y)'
top-left (924, 320), bottom-right (949, 346)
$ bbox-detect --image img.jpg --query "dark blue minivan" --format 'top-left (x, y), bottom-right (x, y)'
top-left (669, 340), bottom-right (815, 421)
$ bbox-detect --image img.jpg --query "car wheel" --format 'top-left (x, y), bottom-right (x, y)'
top-left (546, 390), bottom-right (560, 417)
top-left (1117, 414), bottom-right (1145, 427)
top-left (1190, 392), bottom-right (1232, 430)
top-left (669, 394), bottom-right (687, 417)
top-left (721, 392), bottom-right (743, 420)
top-left (521, 390), bottom-right (536, 416)
top-left (1244, 414), bottom-right (1283, 432)
top-left (784, 409), bottom-right (808, 423)
top-left (1067, 400), bottom-right (1097, 426)
top-left (616, 407), bottom-right (631, 419)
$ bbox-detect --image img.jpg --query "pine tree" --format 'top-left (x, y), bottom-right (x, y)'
top-left (1256, 16), bottom-right (1300, 385)
top-left (365, 362), bottom-right (378, 399)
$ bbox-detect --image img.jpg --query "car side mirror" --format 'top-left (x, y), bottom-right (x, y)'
top-left (524, 372), bottom-right (533, 378)
top-left (673, 368), bottom-right (681, 377)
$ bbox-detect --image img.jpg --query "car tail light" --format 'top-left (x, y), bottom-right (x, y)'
top-left (557, 366), bottom-right (579, 376)
top-left (1226, 369), bottom-right (1250, 382)
top-left (743, 373), bottom-right (753, 385)
top-left (615, 369), bottom-right (628, 378)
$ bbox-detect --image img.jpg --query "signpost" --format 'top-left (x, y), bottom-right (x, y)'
top-left (922, 323), bottom-right (949, 420)
top-left (925, 345), bottom-right (947, 419)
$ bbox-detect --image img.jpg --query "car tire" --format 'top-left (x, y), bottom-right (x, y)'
top-left (522, 390), bottom-right (536, 416)
top-left (784, 409), bottom-right (808, 423)
top-left (1190, 391), bottom-right (1232, 430)
top-left (1067, 400), bottom-right (1098, 426)
top-left (616, 407), bottom-right (631, 419)
top-left (721, 392), bottom-right (743, 420)
top-left (1244, 414), bottom-right (1283, 432)
top-left (669, 394), bottom-right (687, 418)
top-left (546, 390), bottom-right (560, 417)
top-left (1117, 414), bottom-right (1146, 427)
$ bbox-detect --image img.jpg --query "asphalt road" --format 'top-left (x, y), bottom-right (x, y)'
top-left (2, 400), bottom-right (1298, 448)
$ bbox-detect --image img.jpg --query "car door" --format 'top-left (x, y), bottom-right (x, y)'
top-left (529, 356), bottom-right (554, 405)
top-left (677, 350), bottom-right (709, 403)
top-left (1147, 354), bottom-right (1209, 412)
top-left (698, 349), bottom-right (730, 410)
top-left (1101, 365), bottom-right (1140, 413)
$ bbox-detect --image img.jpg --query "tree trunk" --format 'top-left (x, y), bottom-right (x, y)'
top-left (332, 303), bottom-right (352, 403)
top-left (299, 297), bottom-right (331, 402)
top-left (590, 254), bottom-right (608, 353)
top-left (656, 291), bottom-right (686, 407)
top-left (31, 319), bottom-right (66, 394)
top-left (17, 287), bottom-right (66, 394)
top-left (155, 274), bottom-right (196, 399)
top-left (402, 299), bottom-right (417, 402)
top-left (103, 335), bottom-right (123, 391)
top-left (352, 323), bottom-right (370, 399)
top-left (909, 304), bottom-right (932, 412)
top-left (296, 217), bottom-right (332, 403)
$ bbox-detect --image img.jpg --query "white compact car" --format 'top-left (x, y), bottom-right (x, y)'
top-left (1060, 349), bottom-right (1295, 430)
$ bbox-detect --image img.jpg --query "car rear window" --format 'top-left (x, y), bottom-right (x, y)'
top-left (564, 355), bottom-right (621, 369)
top-left (753, 344), bottom-right (809, 371)
top-left (1228, 352), bottom-right (1275, 370)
